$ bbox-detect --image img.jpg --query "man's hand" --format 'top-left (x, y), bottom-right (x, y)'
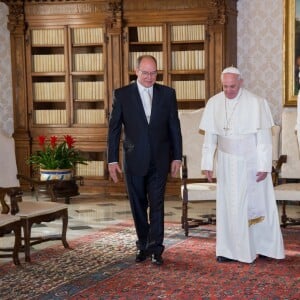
top-left (171, 160), bottom-right (182, 177)
top-left (204, 170), bottom-right (213, 182)
top-left (108, 163), bottom-right (122, 183)
top-left (256, 171), bottom-right (267, 182)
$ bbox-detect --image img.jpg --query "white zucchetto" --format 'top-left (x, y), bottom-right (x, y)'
top-left (222, 66), bottom-right (241, 75)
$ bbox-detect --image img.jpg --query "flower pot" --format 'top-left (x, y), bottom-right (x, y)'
top-left (40, 168), bottom-right (73, 181)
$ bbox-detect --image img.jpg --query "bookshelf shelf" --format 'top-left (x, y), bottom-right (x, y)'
top-left (171, 40), bottom-right (204, 45)
top-left (169, 70), bottom-right (205, 75)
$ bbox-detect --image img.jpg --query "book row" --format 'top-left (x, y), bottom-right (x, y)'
top-left (73, 53), bottom-right (103, 72)
top-left (135, 24), bottom-right (205, 42)
top-left (33, 82), bottom-right (65, 101)
top-left (171, 50), bottom-right (205, 70)
top-left (172, 80), bottom-right (206, 99)
top-left (31, 27), bottom-right (104, 46)
top-left (76, 161), bottom-right (104, 176)
top-left (35, 109), bottom-right (67, 124)
top-left (75, 109), bottom-right (105, 124)
top-left (72, 27), bottom-right (103, 45)
top-left (171, 24), bottom-right (205, 41)
top-left (34, 109), bottom-right (105, 124)
top-left (74, 81), bottom-right (104, 100)
top-left (31, 29), bottom-right (65, 46)
top-left (32, 54), bottom-right (65, 72)
top-left (137, 26), bottom-right (163, 42)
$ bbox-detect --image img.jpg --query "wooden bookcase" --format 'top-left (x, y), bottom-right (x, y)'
top-left (25, 24), bottom-right (107, 189)
top-left (4, 0), bottom-right (237, 196)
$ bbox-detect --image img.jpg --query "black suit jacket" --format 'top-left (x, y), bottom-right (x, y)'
top-left (107, 82), bottom-right (182, 176)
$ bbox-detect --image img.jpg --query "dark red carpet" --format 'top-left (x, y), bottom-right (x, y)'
top-left (0, 222), bottom-right (299, 299)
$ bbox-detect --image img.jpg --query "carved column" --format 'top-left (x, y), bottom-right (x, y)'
top-left (5, 0), bottom-right (31, 179)
top-left (206, 0), bottom-right (237, 96)
top-left (105, 0), bottom-right (123, 112)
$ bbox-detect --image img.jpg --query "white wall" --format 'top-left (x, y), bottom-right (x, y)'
top-left (0, 2), bottom-right (14, 137)
top-left (237, 0), bottom-right (284, 124)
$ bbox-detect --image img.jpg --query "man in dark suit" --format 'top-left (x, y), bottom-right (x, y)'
top-left (107, 55), bottom-right (182, 265)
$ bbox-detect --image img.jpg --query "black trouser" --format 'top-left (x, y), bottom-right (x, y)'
top-left (125, 163), bottom-right (167, 255)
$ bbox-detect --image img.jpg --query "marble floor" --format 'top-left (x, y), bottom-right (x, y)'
top-left (1, 191), bottom-right (299, 264)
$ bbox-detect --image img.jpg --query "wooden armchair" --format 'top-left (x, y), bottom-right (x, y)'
top-left (179, 109), bottom-right (217, 237)
top-left (0, 186), bottom-right (69, 262)
top-left (273, 107), bottom-right (300, 227)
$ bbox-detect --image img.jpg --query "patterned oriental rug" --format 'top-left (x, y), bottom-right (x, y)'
top-left (0, 222), bottom-right (299, 300)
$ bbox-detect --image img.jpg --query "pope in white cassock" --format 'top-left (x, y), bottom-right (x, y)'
top-left (200, 67), bottom-right (285, 263)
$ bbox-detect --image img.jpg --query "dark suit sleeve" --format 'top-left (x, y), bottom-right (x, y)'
top-left (168, 89), bottom-right (182, 161)
top-left (107, 89), bottom-right (123, 163)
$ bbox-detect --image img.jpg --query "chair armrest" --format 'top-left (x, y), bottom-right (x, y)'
top-left (0, 187), bottom-right (22, 215)
top-left (181, 155), bottom-right (187, 180)
top-left (272, 155), bottom-right (287, 185)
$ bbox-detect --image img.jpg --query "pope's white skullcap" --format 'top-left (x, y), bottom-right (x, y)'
top-left (222, 66), bottom-right (241, 75)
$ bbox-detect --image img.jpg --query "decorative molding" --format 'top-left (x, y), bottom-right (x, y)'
top-left (207, 0), bottom-right (227, 25)
top-left (106, 0), bottom-right (122, 30)
top-left (24, 1), bottom-right (107, 16)
top-left (123, 0), bottom-right (210, 11)
top-left (4, 1), bottom-right (24, 31)
top-left (0, 0), bottom-right (107, 16)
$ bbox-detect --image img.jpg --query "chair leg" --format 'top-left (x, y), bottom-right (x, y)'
top-left (281, 201), bottom-right (287, 228)
top-left (61, 209), bottom-right (69, 249)
top-left (182, 200), bottom-right (189, 237)
top-left (22, 219), bottom-right (32, 262)
top-left (12, 223), bottom-right (21, 265)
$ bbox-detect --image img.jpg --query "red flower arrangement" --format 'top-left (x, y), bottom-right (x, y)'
top-left (27, 135), bottom-right (87, 170)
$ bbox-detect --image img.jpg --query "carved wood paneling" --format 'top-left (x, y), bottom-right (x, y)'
top-left (1, 0), bottom-right (237, 195)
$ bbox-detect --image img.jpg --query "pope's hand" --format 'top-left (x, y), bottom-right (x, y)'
top-left (204, 170), bottom-right (213, 182)
top-left (256, 171), bottom-right (267, 182)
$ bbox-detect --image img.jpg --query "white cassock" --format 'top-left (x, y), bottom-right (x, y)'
top-left (200, 88), bottom-right (285, 263)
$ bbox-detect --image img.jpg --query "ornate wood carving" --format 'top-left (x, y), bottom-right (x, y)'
top-left (123, 0), bottom-right (209, 10)
top-left (24, 1), bottom-right (107, 16)
top-left (106, 0), bottom-right (122, 30)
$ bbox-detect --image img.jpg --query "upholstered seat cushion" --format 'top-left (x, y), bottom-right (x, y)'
top-left (274, 183), bottom-right (300, 201)
top-left (16, 201), bottom-right (68, 218)
top-left (181, 182), bottom-right (217, 201)
top-left (0, 214), bottom-right (20, 226)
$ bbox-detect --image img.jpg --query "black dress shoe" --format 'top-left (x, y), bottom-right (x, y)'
top-left (135, 250), bottom-right (147, 262)
top-left (258, 254), bottom-right (271, 260)
top-left (151, 254), bottom-right (164, 265)
top-left (216, 256), bottom-right (235, 263)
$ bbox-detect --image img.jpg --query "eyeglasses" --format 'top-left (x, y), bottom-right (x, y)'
top-left (139, 70), bottom-right (158, 77)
